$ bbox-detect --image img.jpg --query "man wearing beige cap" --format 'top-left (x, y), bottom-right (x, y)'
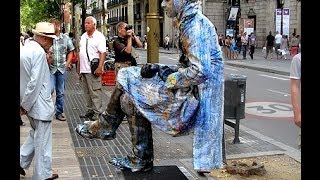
top-left (20, 22), bottom-right (59, 180)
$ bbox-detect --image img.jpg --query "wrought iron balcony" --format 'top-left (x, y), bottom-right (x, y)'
top-left (107, 0), bottom-right (119, 8)
top-left (119, 0), bottom-right (128, 4)
top-left (134, 13), bottom-right (141, 20)
top-left (119, 16), bottom-right (128, 22)
top-left (92, 7), bottom-right (102, 14)
top-left (107, 17), bottom-right (119, 24)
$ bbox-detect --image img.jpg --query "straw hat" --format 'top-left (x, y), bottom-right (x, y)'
top-left (32, 22), bottom-right (57, 39)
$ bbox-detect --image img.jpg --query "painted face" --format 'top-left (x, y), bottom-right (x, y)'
top-left (161, 0), bottom-right (183, 18)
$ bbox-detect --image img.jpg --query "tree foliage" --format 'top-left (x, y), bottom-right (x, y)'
top-left (20, 0), bottom-right (60, 31)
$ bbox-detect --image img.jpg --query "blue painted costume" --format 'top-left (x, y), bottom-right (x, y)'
top-left (76, 0), bottom-right (224, 172)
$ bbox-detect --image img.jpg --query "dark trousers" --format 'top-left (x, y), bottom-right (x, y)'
top-left (165, 44), bottom-right (170, 50)
top-left (249, 45), bottom-right (255, 59)
top-left (107, 87), bottom-right (154, 162)
top-left (127, 109), bottom-right (153, 162)
top-left (242, 45), bottom-right (247, 59)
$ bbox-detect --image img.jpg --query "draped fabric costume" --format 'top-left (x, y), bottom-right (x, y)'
top-left (76, 0), bottom-right (224, 171)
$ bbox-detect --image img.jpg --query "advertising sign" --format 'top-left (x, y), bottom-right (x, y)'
top-left (226, 29), bottom-right (234, 37)
top-left (275, 8), bottom-right (290, 36)
top-left (228, 7), bottom-right (239, 21)
top-left (243, 18), bottom-right (254, 35)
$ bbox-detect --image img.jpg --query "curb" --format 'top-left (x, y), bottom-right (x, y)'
top-left (136, 48), bottom-right (290, 76)
top-left (225, 62), bottom-right (290, 76)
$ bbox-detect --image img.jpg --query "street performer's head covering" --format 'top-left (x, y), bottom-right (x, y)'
top-left (161, 0), bottom-right (200, 19)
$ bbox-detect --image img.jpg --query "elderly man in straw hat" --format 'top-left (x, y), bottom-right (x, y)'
top-left (20, 22), bottom-right (59, 180)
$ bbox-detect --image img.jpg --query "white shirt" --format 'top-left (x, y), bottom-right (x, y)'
top-left (79, 30), bottom-right (106, 73)
top-left (275, 33), bottom-right (282, 44)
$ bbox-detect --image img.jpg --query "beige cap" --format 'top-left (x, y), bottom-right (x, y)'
top-left (32, 22), bottom-right (57, 39)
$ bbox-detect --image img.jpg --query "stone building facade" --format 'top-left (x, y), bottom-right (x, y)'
top-left (73, 0), bottom-right (300, 48)
top-left (202, 0), bottom-right (301, 48)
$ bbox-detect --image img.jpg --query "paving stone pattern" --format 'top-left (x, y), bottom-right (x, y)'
top-left (63, 68), bottom-right (285, 179)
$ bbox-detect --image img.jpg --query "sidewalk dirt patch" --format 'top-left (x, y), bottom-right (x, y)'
top-left (208, 154), bottom-right (300, 180)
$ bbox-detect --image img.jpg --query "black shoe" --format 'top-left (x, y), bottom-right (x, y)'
top-left (45, 173), bottom-right (59, 180)
top-left (79, 111), bottom-right (94, 119)
top-left (20, 166), bottom-right (25, 176)
top-left (197, 170), bottom-right (210, 177)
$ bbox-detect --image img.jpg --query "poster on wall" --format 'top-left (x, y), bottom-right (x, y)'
top-left (243, 18), bottom-right (255, 35)
top-left (226, 29), bottom-right (234, 37)
top-left (228, 7), bottom-right (239, 21)
top-left (275, 8), bottom-right (290, 36)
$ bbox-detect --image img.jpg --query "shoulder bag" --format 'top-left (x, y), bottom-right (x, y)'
top-left (86, 38), bottom-right (99, 76)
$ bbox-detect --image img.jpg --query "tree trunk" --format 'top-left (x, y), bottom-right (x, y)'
top-left (81, 0), bottom-right (87, 34)
top-left (101, 0), bottom-right (107, 37)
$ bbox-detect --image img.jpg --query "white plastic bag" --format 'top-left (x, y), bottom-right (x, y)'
top-left (262, 47), bottom-right (266, 54)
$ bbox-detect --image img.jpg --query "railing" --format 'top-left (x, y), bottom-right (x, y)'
top-left (107, 0), bottom-right (127, 8)
top-left (91, 7), bottom-right (102, 14)
top-left (107, 17), bottom-right (119, 24)
top-left (119, 0), bottom-right (128, 4)
top-left (134, 13), bottom-right (141, 20)
top-left (107, 0), bottom-right (119, 8)
top-left (119, 16), bottom-right (128, 22)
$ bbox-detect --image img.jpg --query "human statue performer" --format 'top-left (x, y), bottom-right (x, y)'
top-left (75, 0), bottom-right (224, 173)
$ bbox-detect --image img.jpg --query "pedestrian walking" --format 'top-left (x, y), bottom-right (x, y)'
top-left (230, 36), bottom-right (239, 59)
top-left (280, 35), bottom-right (289, 60)
top-left (241, 32), bottom-right (248, 59)
top-left (48, 18), bottom-right (75, 121)
top-left (236, 33), bottom-right (242, 55)
top-left (248, 32), bottom-right (256, 60)
top-left (20, 22), bottom-right (59, 180)
top-left (75, 0), bottom-right (225, 174)
top-left (164, 34), bottom-right (170, 50)
top-left (289, 33), bottom-right (300, 57)
top-left (264, 31), bottom-right (275, 59)
top-left (274, 31), bottom-right (282, 59)
top-left (78, 16), bottom-right (106, 121)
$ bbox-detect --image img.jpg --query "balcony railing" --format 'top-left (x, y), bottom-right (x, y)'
top-left (107, 17), bottom-right (119, 24)
top-left (119, 16), bottom-right (128, 22)
top-left (107, 0), bottom-right (119, 8)
top-left (92, 7), bottom-right (102, 14)
top-left (119, 0), bottom-right (128, 4)
top-left (134, 13), bottom-right (141, 20)
top-left (107, 16), bottom-right (128, 24)
top-left (107, 0), bottom-right (128, 8)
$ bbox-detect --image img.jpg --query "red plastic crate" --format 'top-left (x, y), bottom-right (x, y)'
top-left (101, 70), bottom-right (116, 86)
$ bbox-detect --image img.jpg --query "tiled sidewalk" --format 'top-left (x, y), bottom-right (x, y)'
top-left (20, 68), bottom-right (288, 179)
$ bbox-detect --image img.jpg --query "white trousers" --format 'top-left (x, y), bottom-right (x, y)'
top-left (20, 116), bottom-right (52, 180)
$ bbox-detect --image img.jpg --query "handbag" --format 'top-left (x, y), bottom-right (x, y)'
top-left (71, 51), bottom-right (78, 64)
top-left (86, 38), bottom-right (100, 76)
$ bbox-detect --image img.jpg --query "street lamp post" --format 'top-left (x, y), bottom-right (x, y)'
top-left (280, 0), bottom-right (285, 35)
top-left (146, 0), bottom-right (160, 63)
